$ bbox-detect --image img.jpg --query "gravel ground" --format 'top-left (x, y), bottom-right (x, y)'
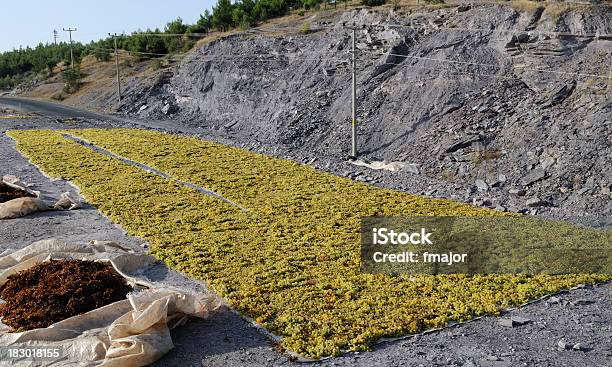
top-left (1, 117), bottom-right (610, 367)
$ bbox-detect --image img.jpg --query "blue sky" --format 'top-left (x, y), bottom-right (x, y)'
top-left (0, 1), bottom-right (216, 52)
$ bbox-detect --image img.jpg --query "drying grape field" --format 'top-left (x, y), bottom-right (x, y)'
top-left (8, 128), bottom-right (610, 358)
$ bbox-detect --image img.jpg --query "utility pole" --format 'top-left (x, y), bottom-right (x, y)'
top-left (63, 27), bottom-right (77, 69)
top-left (344, 23), bottom-right (359, 159)
top-left (109, 33), bottom-right (122, 102)
top-left (53, 30), bottom-right (58, 45)
top-left (351, 26), bottom-right (357, 159)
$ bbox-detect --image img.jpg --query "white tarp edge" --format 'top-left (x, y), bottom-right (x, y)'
top-left (0, 239), bottom-right (220, 367)
top-left (0, 175), bottom-right (81, 220)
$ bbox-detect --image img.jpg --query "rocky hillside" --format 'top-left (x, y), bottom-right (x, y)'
top-left (120, 2), bottom-right (611, 222)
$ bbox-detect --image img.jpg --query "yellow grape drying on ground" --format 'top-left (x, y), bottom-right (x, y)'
top-left (8, 129), bottom-right (610, 358)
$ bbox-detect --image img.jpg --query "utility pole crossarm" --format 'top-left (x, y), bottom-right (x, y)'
top-left (62, 28), bottom-right (77, 70)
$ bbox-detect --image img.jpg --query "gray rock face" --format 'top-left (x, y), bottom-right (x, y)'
top-left (521, 168), bottom-right (547, 187)
top-left (475, 179), bottom-right (489, 192)
top-left (542, 80), bottom-right (576, 108)
top-left (405, 164), bottom-right (420, 175)
top-left (526, 197), bottom-right (548, 207)
top-left (509, 188), bottom-right (527, 196)
top-left (118, 3), bottom-right (612, 220)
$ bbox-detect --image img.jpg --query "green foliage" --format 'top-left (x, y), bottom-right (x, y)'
top-left (0, 42), bottom-right (83, 90)
top-left (92, 47), bottom-right (111, 62)
top-left (61, 68), bottom-right (81, 94)
top-left (165, 17), bottom-right (189, 34)
top-left (300, 21), bottom-right (311, 34)
top-left (302, 0), bottom-right (322, 10)
top-left (51, 92), bottom-right (66, 101)
top-left (211, 0), bottom-right (300, 31)
top-left (233, 6), bottom-right (256, 30)
top-left (188, 10), bottom-right (213, 33)
top-left (0, 0), bottom-right (320, 90)
top-left (0, 75), bottom-right (21, 90)
top-left (45, 60), bottom-right (57, 74)
top-left (213, 0), bottom-right (234, 31)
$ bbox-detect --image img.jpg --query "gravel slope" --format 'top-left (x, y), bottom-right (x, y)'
top-left (120, 3), bottom-right (611, 222)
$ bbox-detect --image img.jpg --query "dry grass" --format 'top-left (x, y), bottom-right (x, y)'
top-left (192, 0), bottom-right (461, 47)
top-left (509, 0), bottom-right (544, 13)
top-left (472, 148), bottom-right (503, 165)
top-left (440, 168), bottom-right (457, 182)
top-left (20, 54), bottom-right (153, 111)
top-left (544, 3), bottom-right (591, 21)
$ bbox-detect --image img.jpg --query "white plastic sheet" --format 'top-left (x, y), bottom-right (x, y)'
top-left (0, 175), bottom-right (81, 220)
top-left (349, 159), bottom-right (409, 172)
top-left (0, 240), bottom-right (219, 366)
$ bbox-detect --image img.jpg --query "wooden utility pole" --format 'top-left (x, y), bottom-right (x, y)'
top-left (344, 23), bottom-right (359, 159)
top-left (351, 26), bottom-right (357, 158)
top-left (62, 27), bottom-right (77, 69)
top-left (109, 33), bottom-right (122, 102)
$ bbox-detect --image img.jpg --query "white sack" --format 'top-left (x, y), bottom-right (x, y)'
top-left (0, 240), bottom-right (219, 367)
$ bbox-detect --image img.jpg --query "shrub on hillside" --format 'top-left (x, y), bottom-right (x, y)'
top-left (93, 48), bottom-right (111, 62)
top-left (61, 68), bottom-right (81, 94)
top-left (300, 21), bottom-right (311, 34)
top-left (361, 0), bottom-right (386, 6)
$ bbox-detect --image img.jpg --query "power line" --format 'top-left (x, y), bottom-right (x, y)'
top-left (372, 59), bottom-right (611, 91)
top-left (82, 27), bottom-right (609, 115)
top-left (88, 43), bottom-right (611, 81)
top-left (76, 24), bottom-right (612, 43)
top-left (86, 46), bottom-right (184, 57)
top-left (249, 21), bottom-right (612, 39)
top-left (512, 66), bottom-right (611, 79)
top-left (361, 49), bottom-right (611, 80)
top-left (122, 32), bottom-right (211, 37)
top-left (361, 49), bottom-right (501, 68)
top-left (87, 45), bottom-right (345, 61)
top-left (96, 47), bottom-right (612, 81)
top-left (384, 23), bottom-right (612, 39)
